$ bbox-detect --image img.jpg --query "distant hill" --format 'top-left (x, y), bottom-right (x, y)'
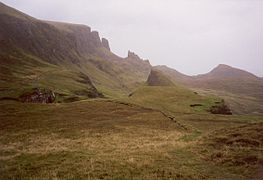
top-left (155, 64), bottom-right (263, 114)
top-left (155, 64), bottom-right (263, 98)
top-left (192, 64), bottom-right (263, 99)
top-left (0, 2), bottom-right (151, 101)
top-left (197, 64), bottom-right (257, 79)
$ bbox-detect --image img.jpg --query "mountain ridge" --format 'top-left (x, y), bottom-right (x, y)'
top-left (0, 2), bottom-right (262, 114)
top-left (196, 64), bottom-right (259, 79)
top-left (0, 2), bottom-right (151, 101)
top-left (155, 63), bottom-right (263, 92)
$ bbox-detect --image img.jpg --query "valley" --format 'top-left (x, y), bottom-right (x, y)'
top-left (0, 2), bottom-right (263, 179)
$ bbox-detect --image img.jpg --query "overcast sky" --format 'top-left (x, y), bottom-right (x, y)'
top-left (2, 0), bottom-right (263, 76)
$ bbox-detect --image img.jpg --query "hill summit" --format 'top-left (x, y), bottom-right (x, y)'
top-left (203, 64), bottom-right (257, 79)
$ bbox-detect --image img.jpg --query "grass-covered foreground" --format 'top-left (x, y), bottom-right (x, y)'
top-left (0, 100), bottom-right (262, 179)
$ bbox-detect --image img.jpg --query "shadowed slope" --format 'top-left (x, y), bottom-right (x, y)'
top-left (147, 69), bottom-right (174, 86)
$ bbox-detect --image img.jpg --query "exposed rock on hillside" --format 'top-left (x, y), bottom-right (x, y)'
top-left (0, 4), bottom-right (107, 65)
top-left (102, 38), bottom-right (110, 51)
top-left (90, 31), bottom-right (102, 47)
top-left (209, 100), bottom-right (232, 115)
top-left (128, 51), bottom-right (141, 59)
top-left (126, 51), bottom-right (151, 66)
top-left (19, 88), bottom-right (55, 103)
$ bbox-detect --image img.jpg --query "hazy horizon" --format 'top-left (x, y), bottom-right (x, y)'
top-left (2, 0), bottom-right (263, 76)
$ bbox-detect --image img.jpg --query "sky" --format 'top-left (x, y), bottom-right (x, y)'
top-left (2, 0), bottom-right (263, 76)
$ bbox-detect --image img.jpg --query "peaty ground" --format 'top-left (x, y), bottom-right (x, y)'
top-left (0, 99), bottom-right (262, 179)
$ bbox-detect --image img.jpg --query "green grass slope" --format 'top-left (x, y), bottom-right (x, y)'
top-left (0, 51), bottom-right (102, 102)
top-left (126, 86), bottom-right (219, 115)
top-left (125, 68), bottom-right (219, 115)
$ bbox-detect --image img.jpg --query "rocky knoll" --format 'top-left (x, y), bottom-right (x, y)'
top-left (147, 69), bottom-right (174, 86)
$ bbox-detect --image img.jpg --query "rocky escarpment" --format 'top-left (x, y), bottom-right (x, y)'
top-left (127, 51), bottom-right (141, 59)
top-left (126, 51), bottom-right (150, 64)
top-left (102, 38), bottom-right (110, 51)
top-left (19, 88), bottom-right (56, 103)
top-left (125, 51), bottom-right (151, 75)
top-left (0, 2), bottom-right (112, 65)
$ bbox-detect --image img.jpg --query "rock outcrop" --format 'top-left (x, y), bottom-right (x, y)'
top-left (209, 100), bottom-right (232, 115)
top-left (19, 88), bottom-right (55, 103)
top-left (90, 31), bottom-right (102, 48)
top-left (127, 51), bottom-right (141, 60)
top-left (102, 38), bottom-right (110, 51)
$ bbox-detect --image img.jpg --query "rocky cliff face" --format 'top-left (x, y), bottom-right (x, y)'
top-left (0, 3), bottom-right (111, 65)
top-left (102, 38), bottom-right (110, 51)
top-left (126, 51), bottom-right (151, 66)
top-left (127, 51), bottom-right (141, 59)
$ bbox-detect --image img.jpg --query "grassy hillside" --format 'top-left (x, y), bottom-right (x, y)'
top-left (0, 51), bottom-right (101, 102)
top-left (196, 89), bottom-right (263, 115)
top-left (1, 100), bottom-right (262, 179)
top-left (125, 69), bottom-right (220, 115)
top-left (201, 122), bottom-right (263, 178)
top-left (1, 2), bottom-right (263, 179)
top-left (126, 86), bottom-right (219, 115)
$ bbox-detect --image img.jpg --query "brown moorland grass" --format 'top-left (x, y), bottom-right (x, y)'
top-left (0, 100), bottom-right (263, 179)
